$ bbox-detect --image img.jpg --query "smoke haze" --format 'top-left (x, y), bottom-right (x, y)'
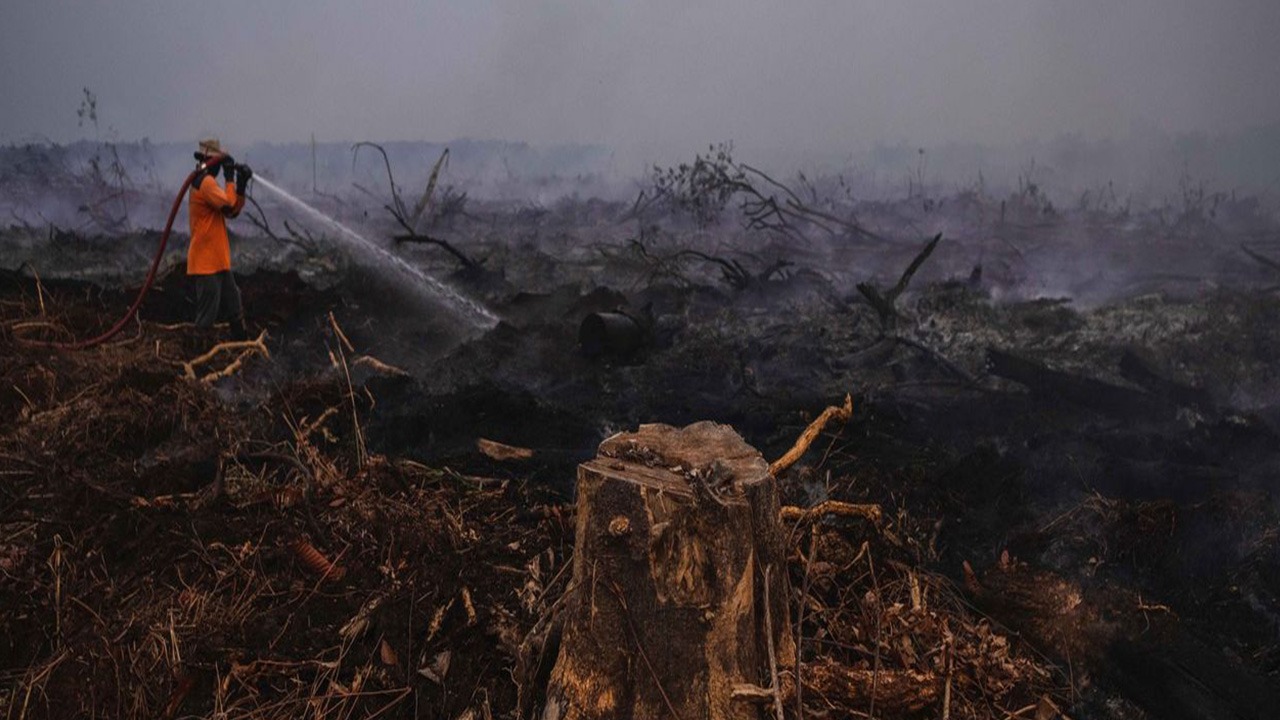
top-left (3, 1), bottom-right (1280, 181)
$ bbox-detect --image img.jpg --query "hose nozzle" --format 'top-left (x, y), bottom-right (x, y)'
top-left (193, 151), bottom-right (229, 171)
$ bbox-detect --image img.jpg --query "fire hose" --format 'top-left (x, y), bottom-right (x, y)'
top-left (24, 153), bottom-right (227, 350)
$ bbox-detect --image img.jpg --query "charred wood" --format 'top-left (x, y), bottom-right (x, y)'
top-left (393, 233), bottom-right (483, 269)
top-left (857, 233), bottom-right (943, 329)
top-left (1117, 348), bottom-right (1214, 411)
top-left (537, 422), bottom-right (793, 720)
top-left (986, 348), bottom-right (1174, 419)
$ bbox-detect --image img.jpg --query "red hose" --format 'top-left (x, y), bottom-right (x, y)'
top-left (29, 155), bottom-right (222, 350)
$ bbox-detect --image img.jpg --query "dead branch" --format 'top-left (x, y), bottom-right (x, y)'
top-left (153, 321), bottom-right (201, 331)
top-left (477, 438), bottom-right (535, 462)
top-left (299, 406), bottom-right (340, 443)
top-left (282, 219), bottom-right (320, 248)
top-left (892, 334), bottom-right (981, 387)
top-left (434, 185), bottom-right (473, 227)
top-left (183, 331), bottom-right (269, 372)
top-left (352, 141), bottom-right (407, 220)
top-left (620, 188), bottom-right (667, 223)
top-left (393, 232), bottom-right (483, 269)
top-left (770, 394), bottom-right (853, 475)
top-left (673, 249), bottom-right (791, 291)
top-left (781, 500), bottom-right (883, 525)
top-left (408, 148), bottom-right (450, 233)
top-left (740, 163), bottom-right (882, 242)
top-left (763, 564), bottom-right (786, 720)
top-left (354, 142), bottom-right (470, 266)
top-left (243, 195), bottom-right (315, 252)
top-left (889, 233), bottom-right (943, 300)
top-left (731, 683), bottom-right (775, 704)
top-left (9, 321), bottom-right (71, 343)
top-left (351, 145), bottom-right (481, 268)
top-left (738, 190), bottom-right (813, 245)
top-left (16, 261), bottom-right (49, 317)
top-left (327, 312), bottom-right (355, 354)
top-left (857, 233), bottom-right (943, 328)
top-left (182, 330), bottom-right (269, 381)
top-left (353, 354), bottom-right (410, 377)
top-left (625, 236), bottom-right (692, 287)
top-left (199, 349), bottom-right (259, 383)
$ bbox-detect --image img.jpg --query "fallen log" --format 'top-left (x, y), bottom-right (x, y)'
top-left (986, 348), bottom-right (1173, 419)
top-left (538, 422), bottom-right (793, 720)
top-left (1117, 348), bottom-right (1213, 411)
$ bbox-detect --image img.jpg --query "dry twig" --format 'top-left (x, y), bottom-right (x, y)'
top-left (770, 394), bottom-right (853, 476)
top-left (781, 500), bottom-right (883, 525)
top-left (181, 330), bottom-right (269, 381)
top-left (353, 355), bottom-right (410, 377)
top-left (763, 564), bottom-right (786, 720)
top-left (476, 438), bottom-right (535, 462)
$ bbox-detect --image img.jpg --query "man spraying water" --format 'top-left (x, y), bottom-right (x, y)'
top-left (188, 137), bottom-right (254, 339)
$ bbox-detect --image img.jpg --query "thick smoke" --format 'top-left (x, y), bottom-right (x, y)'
top-left (3, 1), bottom-right (1279, 179)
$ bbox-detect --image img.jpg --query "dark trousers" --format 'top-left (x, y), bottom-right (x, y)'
top-left (192, 271), bottom-right (244, 333)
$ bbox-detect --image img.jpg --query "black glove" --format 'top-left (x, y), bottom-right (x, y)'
top-left (220, 155), bottom-right (237, 181)
top-left (236, 163), bottom-right (254, 187)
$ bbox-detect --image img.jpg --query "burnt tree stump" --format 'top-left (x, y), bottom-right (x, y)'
top-left (541, 421), bottom-right (794, 720)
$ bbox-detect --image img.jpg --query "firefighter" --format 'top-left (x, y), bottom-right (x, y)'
top-left (188, 136), bottom-right (253, 339)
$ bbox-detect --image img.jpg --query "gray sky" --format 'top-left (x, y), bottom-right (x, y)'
top-left (3, 0), bottom-right (1279, 163)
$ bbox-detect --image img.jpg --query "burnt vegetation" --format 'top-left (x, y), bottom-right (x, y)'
top-left (2, 132), bottom-right (1280, 720)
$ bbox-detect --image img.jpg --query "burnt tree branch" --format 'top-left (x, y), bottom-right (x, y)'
top-left (857, 233), bottom-right (943, 329)
top-left (393, 233), bottom-right (482, 270)
top-left (673, 249), bottom-right (792, 291)
top-left (351, 141), bottom-right (407, 220)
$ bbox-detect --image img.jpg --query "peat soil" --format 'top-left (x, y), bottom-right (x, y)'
top-left (2, 214), bottom-right (1280, 719)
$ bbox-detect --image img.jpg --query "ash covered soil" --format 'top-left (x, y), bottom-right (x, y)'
top-left (3, 179), bottom-right (1280, 719)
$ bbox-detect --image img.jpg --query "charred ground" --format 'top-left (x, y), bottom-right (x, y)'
top-left (2, 148), bottom-right (1280, 719)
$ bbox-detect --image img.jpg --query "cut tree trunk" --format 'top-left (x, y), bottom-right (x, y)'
top-left (539, 421), bottom-right (793, 720)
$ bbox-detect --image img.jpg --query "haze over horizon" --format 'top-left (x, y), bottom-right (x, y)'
top-left (3, 1), bottom-right (1279, 165)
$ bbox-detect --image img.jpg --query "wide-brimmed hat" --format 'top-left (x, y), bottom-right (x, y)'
top-left (197, 137), bottom-right (223, 157)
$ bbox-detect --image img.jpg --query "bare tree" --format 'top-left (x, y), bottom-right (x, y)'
top-left (635, 142), bottom-right (882, 243)
top-left (351, 142), bottom-right (483, 270)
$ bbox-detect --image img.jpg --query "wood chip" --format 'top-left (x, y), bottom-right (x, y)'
top-left (379, 639), bottom-right (399, 666)
top-left (476, 438), bottom-right (534, 461)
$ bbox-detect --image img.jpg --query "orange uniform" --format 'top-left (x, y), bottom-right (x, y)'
top-left (187, 173), bottom-right (246, 275)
